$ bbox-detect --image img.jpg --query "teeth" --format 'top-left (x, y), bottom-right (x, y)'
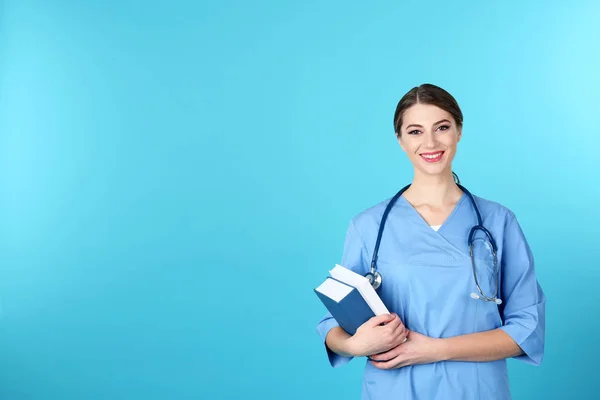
top-left (422, 152), bottom-right (443, 159)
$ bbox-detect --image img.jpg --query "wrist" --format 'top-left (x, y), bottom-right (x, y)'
top-left (345, 335), bottom-right (361, 357)
top-left (433, 337), bottom-right (450, 362)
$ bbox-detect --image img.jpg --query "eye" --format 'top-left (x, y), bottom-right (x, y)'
top-left (437, 125), bottom-right (450, 131)
top-left (408, 130), bottom-right (421, 135)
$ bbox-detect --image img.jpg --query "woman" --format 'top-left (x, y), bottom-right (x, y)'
top-left (316, 84), bottom-right (545, 399)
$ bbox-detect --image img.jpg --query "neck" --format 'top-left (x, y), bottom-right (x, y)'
top-left (404, 168), bottom-right (463, 207)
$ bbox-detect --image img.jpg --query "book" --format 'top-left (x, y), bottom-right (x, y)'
top-left (314, 264), bottom-right (390, 335)
top-left (329, 264), bottom-right (389, 315)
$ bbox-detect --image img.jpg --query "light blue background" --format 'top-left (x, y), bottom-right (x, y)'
top-left (1, 1), bottom-right (598, 399)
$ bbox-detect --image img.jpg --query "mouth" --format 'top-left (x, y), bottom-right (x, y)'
top-left (419, 151), bottom-right (444, 163)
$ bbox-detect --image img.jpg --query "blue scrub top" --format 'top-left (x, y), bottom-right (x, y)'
top-left (316, 192), bottom-right (546, 400)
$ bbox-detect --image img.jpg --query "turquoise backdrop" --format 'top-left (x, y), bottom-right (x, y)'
top-left (1, 1), bottom-right (599, 399)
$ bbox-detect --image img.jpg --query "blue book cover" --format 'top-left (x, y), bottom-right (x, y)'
top-left (314, 278), bottom-right (376, 335)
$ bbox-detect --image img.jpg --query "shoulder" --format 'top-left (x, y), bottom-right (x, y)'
top-left (346, 196), bottom-right (397, 237)
top-left (471, 193), bottom-right (518, 225)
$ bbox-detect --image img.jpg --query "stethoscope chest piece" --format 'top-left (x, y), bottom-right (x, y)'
top-left (365, 270), bottom-right (382, 290)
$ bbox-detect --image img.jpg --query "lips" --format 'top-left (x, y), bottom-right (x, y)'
top-left (420, 151), bottom-right (444, 163)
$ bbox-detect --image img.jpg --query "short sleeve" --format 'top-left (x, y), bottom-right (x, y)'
top-left (315, 219), bottom-right (369, 368)
top-left (498, 213), bottom-right (546, 366)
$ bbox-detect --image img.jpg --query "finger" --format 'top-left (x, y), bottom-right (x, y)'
top-left (369, 313), bottom-right (396, 327)
top-left (391, 320), bottom-right (405, 335)
top-left (394, 329), bottom-right (409, 345)
top-left (385, 320), bottom-right (404, 343)
top-left (392, 323), bottom-right (408, 342)
top-left (371, 354), bottom-right (405, 370)
top-left (369, 348), bottom-right (396, 362)
top-left (383, 315), bottom-right (401, 331)
top-left (370, 341), bottom-right (404, 362)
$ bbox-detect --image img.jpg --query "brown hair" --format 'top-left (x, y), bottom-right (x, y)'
top-left (393, 83), bottom-right (463, 137)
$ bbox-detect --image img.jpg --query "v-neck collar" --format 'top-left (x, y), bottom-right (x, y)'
top-left (398, 191), bottom-right (467, 236)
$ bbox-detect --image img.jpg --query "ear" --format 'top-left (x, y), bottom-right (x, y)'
top-left (457, 126), bottom-right (462, 142)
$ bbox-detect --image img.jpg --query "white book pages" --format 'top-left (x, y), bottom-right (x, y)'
top-left (329, 264), bottom-right (389, 315)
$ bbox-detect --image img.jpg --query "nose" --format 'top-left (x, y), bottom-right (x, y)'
top-left (424, 130), bottom-right (437, 148)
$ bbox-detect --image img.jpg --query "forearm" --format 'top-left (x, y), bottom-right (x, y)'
top-left (437, 329), bottom-right (523, 362)
top-left (325, 327), bottom-right (356, 357)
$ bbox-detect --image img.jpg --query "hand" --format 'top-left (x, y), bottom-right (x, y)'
top-left (369, 330), bottom-right (443, 370)
top-left (347, 313), bottom-right (408, 357)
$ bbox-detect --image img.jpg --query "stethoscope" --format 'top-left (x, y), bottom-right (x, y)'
top-left (364, 173), bottom-right (502, 305)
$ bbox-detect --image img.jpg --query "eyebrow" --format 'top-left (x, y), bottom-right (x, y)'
top-left (405, 119), bottom-right (451, 130)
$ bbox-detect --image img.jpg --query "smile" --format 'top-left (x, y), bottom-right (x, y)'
top-left (420, 151), bottom-right (444, 163)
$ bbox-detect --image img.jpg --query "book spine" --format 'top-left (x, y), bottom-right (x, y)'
top-left (315, 288), bottom-right (375, 335)
top-left (315, 290), bottom-right (359, 335)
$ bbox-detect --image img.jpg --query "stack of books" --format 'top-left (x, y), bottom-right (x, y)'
top-left (314, 264), bottom-right (389, 335)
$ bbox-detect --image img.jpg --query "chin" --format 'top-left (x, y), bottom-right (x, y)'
top-left (416, 163), bottom-right (449, 177)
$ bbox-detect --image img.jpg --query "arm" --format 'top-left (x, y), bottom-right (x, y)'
top-left (496, 213), bottom-right (546, 366)
top-left (324, 327), bottom-right (354, 358)
top-left (369, 328), bottom-right (522, 368)
top-left (441, 212), bottom-right (545, 364)
top-left (326, 314), bottom-right (407, 358)
top-left (437, 328), bottom-right (523, 362)
top-left (315, 219), bottom-right (369, 368)
top-left (315, 219), bottom-right (408, 367)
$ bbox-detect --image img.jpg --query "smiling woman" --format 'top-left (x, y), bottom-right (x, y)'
top-left (394, 84), bottom-right (463, 182)
top-left (316, 84), bottom-right (546, 400)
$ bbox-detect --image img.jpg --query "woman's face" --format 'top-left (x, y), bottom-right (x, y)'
top-left (397, 103), bottom-right (462, 178)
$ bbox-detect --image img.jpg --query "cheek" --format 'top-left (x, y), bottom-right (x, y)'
top-left (401, 138), bottom-right (420, 154)
top-left (441, 134), bottom-right (458, 149)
